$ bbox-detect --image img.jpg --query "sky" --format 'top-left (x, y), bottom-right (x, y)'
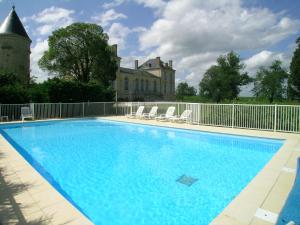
top-left (0, 0), bottom-right (300, 96)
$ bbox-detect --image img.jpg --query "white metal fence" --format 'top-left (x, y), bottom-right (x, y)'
top-left (0, 102), bottom-right (299, 133)
top-left (0, 102), bottom-right (119, 121)
top-left (124, 102), bottom-right (300, 133)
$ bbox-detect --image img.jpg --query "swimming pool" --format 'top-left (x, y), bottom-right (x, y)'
top-left (0, 119), bottom-right (283, 225)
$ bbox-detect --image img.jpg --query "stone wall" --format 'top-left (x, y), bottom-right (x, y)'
top-left (0, 34), bottom-right (31, 84)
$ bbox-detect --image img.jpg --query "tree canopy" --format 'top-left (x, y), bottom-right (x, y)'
top-left (42, 78), bottom-right (114, 102)
top-left (288, 37), bottom-right (300, 99)
top-left (253, 60), bottom-right (288, 103)
top-left (199, 51), bottom-right (251, 102)
top-left (0, 70), bottom-right (28, 103)
top-left (38, 23), bottom-right (117, 86)
top-left (176, 82), bottom-right (197, 100)
top-left (0, 70), bottom-right (114, 103)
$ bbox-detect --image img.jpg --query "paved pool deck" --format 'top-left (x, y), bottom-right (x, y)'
top-left (0, 116), bottom-right (299, 225)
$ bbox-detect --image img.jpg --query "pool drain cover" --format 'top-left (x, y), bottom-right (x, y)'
top-left (176, 175), bottom-right (198, 186)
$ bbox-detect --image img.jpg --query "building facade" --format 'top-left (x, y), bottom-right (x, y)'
top-left (113, 45), bottom-right (176, 101)
top-left (0, 6), bottom-right (31, 84)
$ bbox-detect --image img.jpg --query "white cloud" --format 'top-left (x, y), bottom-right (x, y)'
top-left (24, 7), bottom-right (75, 81)
top-left (102, 0), bottom-right (126, 9)
top-left (107, 23), bottom-right (131, 50)
top-left (244, 50), bottom-right (291, 76)
top-left (30, 39), bottom-right (50, 81)
top-left (106, 23), bottom-right (146, 51)
top-left (25, 6), bottom-right (75, 36)
top-left (91, 9), bottom-right (127, 27)
top-left (239, 50), bottom-right (292, 96)
top-left (138, 0), bottom-right (300, 88)
top-left (102, 0), bottom-right (166, 10)
top-left (135, 0), bottom-right (166, 9)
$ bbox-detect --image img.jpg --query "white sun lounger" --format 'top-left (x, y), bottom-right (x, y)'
top-left (21, 107), bottom-right (33, 121)
top-left (126, 106), bottom-right (145, 118)
top-left (155, 106), bottom-right (176, 121)
top-left (142, 106), bottom-right (158, 119)
top-left (169, 109), bottom-right (192, 123)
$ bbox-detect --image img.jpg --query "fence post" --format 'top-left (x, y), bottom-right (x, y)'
top-left (59, 103), bottom-right (62, 118)
top-left (177, 103), bottom-right (179, 116)
top-left (115, 101), bottom-right (118, 115)
top-left (298, 105), bottom-right (300, 133)
top-left (274, 104), bottom-right (277, 132)
top-left (104, 103), bottom-right (106, 116)
top-left (198, 103), bottom-right (200, 125)
top-left (30, 103), bottom-right (35, 120)
top-left (186, 103), bottom-right (188, 122)
top-left (231, 104), bottom-right (235, 128)
top-left (0, 104), bottom-right (1, 117)
top-left (82, 102), bottom-right (85, 117)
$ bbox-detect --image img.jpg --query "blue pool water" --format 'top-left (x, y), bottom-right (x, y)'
top-left (1, 119), bottom-right (283, 225)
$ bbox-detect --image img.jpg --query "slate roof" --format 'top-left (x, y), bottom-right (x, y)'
top-left (120, 67), bottom-right (159, 79)
top-left (139, 58), bottom-right (162, 69)
top-left (139, 58), bottom-right (174, 71)
top-left (120, 67), bottom-right (135, 74)
top-left (0, 6), bottom-right (30, 39)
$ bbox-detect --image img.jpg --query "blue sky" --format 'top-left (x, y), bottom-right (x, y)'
top-left (0, 0), bottom-right (300, 95)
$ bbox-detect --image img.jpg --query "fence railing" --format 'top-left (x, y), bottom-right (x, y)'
top-left (125, 102), bottom-right (300, 133)
top-left (0, 102), bottom-right (299, 133)
top-left (0, 102), bottom-right (118, 121)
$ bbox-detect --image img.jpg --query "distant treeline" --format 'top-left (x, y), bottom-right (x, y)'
top-left (0, 74), bottom-right (114, 104)
top-left (176, 37), bottom-right (300, 103)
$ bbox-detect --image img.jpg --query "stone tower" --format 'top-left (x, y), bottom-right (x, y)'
top-left (0, 6), bottom-right (31, 84)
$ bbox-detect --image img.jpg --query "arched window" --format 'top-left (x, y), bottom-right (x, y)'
top-left (124, 77), bottom-right (129, 91)
top-left (145, 80), bottom-right (149, 92)
top-left (154, 80), bottom-right (157, 92)
top-left (141, 79), bottom-right (144, 92)
top-left (135, 79), bottom-right (139, 92)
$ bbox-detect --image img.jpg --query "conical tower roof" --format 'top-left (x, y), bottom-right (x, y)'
top-left (0, 6), bottom-right (30, 40)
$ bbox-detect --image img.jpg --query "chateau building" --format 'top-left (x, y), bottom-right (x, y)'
top-left (0, 6), bottom-right (31, 84)
top-left (112, 45), bottom-right (176, 101)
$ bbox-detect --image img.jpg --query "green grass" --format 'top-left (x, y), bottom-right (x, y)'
top-left (177, 96), bottom-right (300, 105)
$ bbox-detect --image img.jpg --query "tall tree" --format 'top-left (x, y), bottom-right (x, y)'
top-left (0, 70), bottom-right (28, 103)
top-left (199, 51), bottom-right (250, 102)
top-left (288, 37), bottom-right (300, 99)
top-left (176, 82), bottom-right (197, 100)
top-left (253, 60), bottom-right (288, 103)
top-left (0, 70), bottom-right (22, 86)
top-left (39, 23), bottom-right (117, 86)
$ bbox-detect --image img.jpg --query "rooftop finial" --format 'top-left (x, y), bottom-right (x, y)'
top-left (12, 4), bottom-right (15, 10)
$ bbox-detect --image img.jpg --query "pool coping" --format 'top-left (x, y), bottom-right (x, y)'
top-left (0, 116), bottom-right (299, 225)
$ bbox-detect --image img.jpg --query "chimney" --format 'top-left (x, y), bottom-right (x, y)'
top-left (169, 60), bottom-right (173, 68)
top-left (134, 60), bottom-right (138, 70)
top-left (156, 56), bottom-right (160, 65)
